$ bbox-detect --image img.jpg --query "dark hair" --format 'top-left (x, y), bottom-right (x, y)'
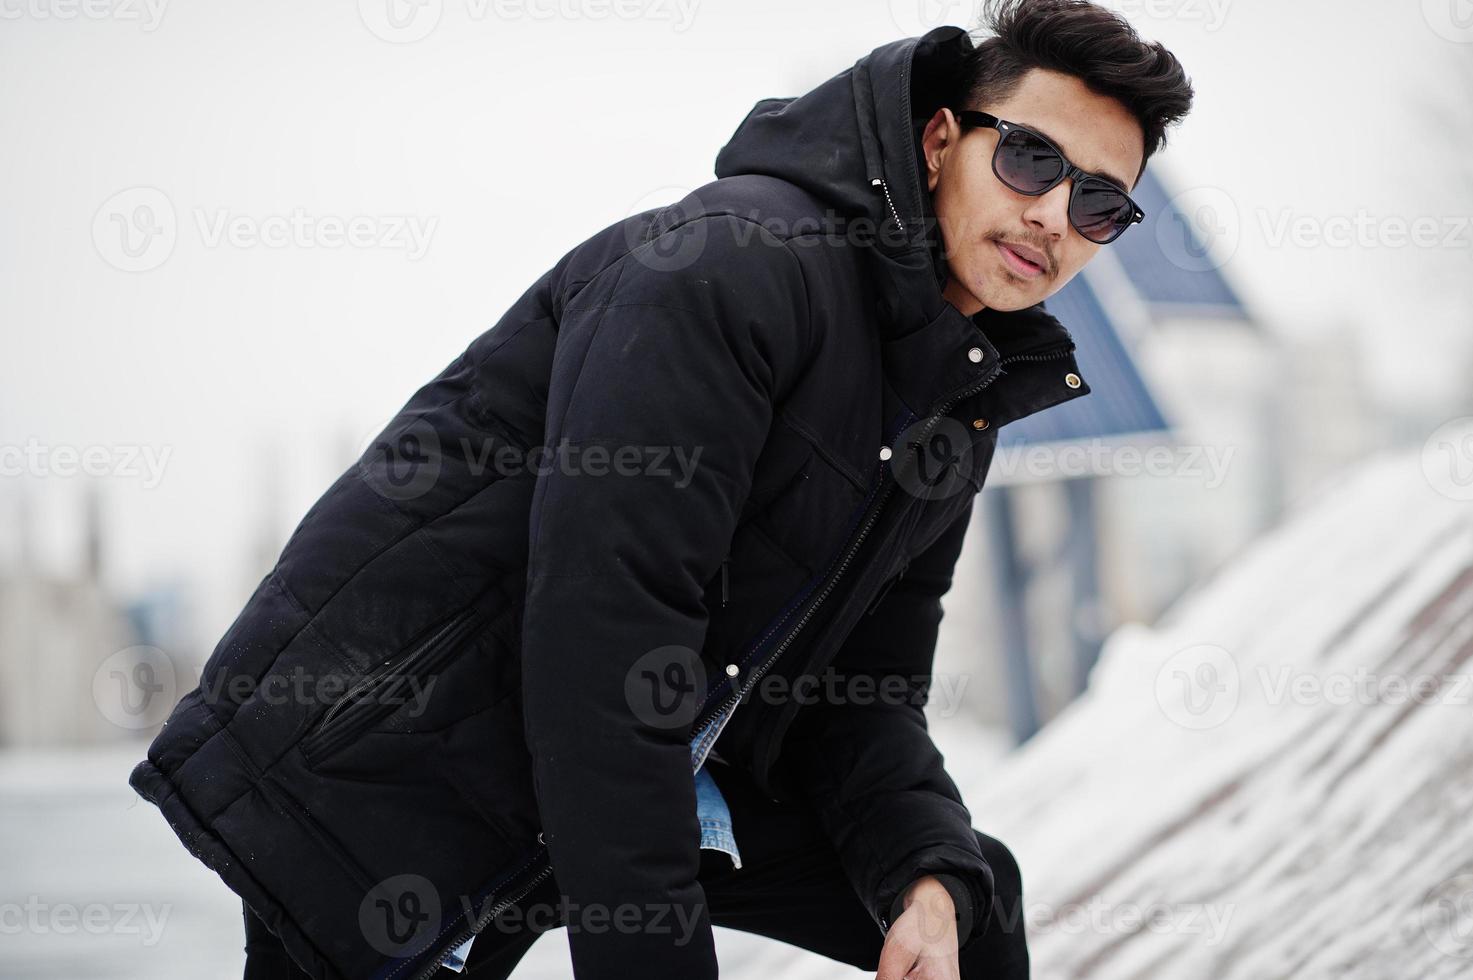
top-left (958, 0), bottom-right (1195, 185)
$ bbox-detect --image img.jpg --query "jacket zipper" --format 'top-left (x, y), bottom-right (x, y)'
top-left (408, 859), bottom-right (556, 980)
top-left (871, 177), bottom-right (905, 233)
top-left (689, 340), bottom-right (1076, 764)
top-left (689, 364), bottom-right (1017, 760)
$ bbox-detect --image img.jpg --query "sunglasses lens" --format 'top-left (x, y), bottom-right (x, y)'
top-left (994, 128), bottom-right (1064, 194)
top-left (1071, 178), bottom-right (1135, 244)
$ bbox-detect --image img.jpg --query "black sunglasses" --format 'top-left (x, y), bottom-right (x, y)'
top-left (953, 109), bottom-right (1145, 245)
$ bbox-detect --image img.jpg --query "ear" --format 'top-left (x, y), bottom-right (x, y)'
top-left (921, 108), bottom-right (960, 193)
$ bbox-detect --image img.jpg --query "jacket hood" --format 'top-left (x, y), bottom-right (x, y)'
top-left (714, 25), bottom-right (1074, 356)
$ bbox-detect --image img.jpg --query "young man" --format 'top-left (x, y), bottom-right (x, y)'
top-left (130, 2), bottom-right (1192, 978)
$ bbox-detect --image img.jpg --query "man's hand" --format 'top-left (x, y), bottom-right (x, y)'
top-left (876, 875), bottom-right (962, 980)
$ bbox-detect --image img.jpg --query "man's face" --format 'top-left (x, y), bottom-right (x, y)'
top-left (921, 67), bottom-right (1145, 315)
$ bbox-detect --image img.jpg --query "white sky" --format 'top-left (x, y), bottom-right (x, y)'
top-left (2, 0), bottom-right (1470, 645)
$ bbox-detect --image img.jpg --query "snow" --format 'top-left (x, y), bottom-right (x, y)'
top-left (963, 439), bottom-right (1473, 978)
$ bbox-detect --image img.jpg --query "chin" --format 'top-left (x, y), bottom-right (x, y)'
top-left (972, 282), bottom-right (1041, 313)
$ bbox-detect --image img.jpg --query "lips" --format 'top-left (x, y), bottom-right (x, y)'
top-left (995, 240), bottom-right (1047, 278)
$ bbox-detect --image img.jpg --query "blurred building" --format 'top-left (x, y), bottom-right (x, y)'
top-left (0, 484), bottom-right (141, 747)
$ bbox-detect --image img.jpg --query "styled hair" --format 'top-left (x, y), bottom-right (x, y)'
top-left (958, 0), bottom-right (1195, 184)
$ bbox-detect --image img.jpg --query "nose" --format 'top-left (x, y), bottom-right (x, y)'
top-left (1019, 180), bottom-right (1072, 243)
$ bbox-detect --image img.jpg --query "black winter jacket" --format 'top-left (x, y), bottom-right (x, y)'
top-left (128, 24), bottom-right (1091, 979)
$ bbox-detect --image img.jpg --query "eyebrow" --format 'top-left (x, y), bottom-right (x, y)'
top-left (1020, 121), bottom-right (1133, 192)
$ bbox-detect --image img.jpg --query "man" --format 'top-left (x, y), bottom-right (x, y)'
top-left (130, 2), bottom-right (1192, 978)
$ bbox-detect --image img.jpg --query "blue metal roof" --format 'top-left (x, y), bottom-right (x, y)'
top-left (996, 272), bottom-right (1169, 456)
top-left (1109, 169), bottom-right (1248, 315)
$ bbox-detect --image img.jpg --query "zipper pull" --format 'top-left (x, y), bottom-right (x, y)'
top-left (866, 559), bottom-right (908, 615)
top-left (720, 553), bottom-right (730, 608)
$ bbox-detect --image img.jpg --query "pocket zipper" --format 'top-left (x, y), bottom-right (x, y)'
top-left (301, 608), bottom-right (479, 764)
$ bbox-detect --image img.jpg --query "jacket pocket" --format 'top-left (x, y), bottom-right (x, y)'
top-left (300, 605), bottom-right (483, 767)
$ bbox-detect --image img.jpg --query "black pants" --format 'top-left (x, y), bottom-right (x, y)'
top-left (243, 758), bottom-right (1029, 979)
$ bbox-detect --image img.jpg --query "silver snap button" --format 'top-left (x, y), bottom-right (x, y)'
top-left (967, 347), bottom-right (983, 363)
top-left (725, 664), bottom-right (739, 678)
top-left (879, 445), bottom-right (893, 461)
top-left (1064, 372), bottom-right (1082, 388)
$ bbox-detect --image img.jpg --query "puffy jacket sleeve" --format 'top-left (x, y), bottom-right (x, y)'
top-left (775, 495), bottom-right (995, 948)
top-left (520, 213), bottom-right (809, 979)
